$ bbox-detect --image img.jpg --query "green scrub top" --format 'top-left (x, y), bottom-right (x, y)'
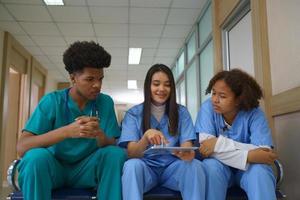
top-left (23, 88), bottom-right (120, 164)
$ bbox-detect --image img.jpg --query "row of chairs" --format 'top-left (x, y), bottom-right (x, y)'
top-left (6, 158), bottom-right (286, 199)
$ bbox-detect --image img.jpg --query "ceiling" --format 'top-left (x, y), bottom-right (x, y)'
top-left (0, 0), bottom-right (206, 104)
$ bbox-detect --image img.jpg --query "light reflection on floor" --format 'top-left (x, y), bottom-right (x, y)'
top-left (0, 187), bottom-right (12, 200)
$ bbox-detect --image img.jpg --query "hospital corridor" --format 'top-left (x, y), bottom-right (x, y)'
top-left (0, 0), bottom-right (299, 199)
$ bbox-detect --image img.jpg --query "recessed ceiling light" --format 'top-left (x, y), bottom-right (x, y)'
top-left (128, 80), bottom-right (137, 89)
top-left (128, 48), bottom-right (142, 65)
top-left (43, 0), bottom-right (64, 5)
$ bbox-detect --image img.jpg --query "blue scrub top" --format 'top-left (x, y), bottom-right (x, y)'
top-left (23, 88), bottom-right (120, 164)
top-left (195, 99), bottom-right (273, 147)
top-left (118, 103), bottom-right (196, 167)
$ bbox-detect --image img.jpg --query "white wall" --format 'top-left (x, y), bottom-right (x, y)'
top-left (267, 0), bottom-right (300, 95)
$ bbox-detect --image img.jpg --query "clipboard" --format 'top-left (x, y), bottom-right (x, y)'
top-left (143, 146), bottom-right (198, 154)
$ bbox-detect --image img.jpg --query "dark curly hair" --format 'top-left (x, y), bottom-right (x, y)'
top-left (206, 68), bottom-right (263, 111)
top-left (143, 64), bottom-right (178, 136)
top-left (63, 41), bottom-right (111, 74)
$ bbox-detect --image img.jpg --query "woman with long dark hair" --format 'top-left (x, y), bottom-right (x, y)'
top-left (119, 64), bottom-right (205, 200)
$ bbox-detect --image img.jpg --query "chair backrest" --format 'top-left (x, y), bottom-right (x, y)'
top-left (7, 159), bottom-right (20, 191)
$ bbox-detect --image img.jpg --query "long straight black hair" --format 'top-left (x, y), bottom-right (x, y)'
top-left (143, 64), bottom-right (179, 136)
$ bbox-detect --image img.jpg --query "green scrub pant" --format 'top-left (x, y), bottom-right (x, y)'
top-left (18, 146), bottom-right (127, 200)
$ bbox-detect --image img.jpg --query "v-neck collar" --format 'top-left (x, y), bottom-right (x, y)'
top-left (150, 113), bottom-right (168, 129)
top-left (68, 93), bottom-right (93, 115)
top-left (222, 110), bottom-right (241, 130)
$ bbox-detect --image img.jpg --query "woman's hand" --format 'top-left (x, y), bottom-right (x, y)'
top-left (199, 137), bottom-right (218, 158)
top-left (127, 129), bottom-right (168, 158)
top-left (173, 150), bottom-right (195, 161)
top-left (173, 141), bottom-right (195, 161)
top-left (143, 129), bottom-right (168, 145)
top-left (247, 148), bottom-right (278, 165)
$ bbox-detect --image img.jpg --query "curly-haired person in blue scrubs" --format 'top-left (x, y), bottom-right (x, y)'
top-left (118, 64), bottom-right (206, 200)
top-left (16, 41), bottom-right (127, 200)
top-left (195, 68), bottom-right (277, 200)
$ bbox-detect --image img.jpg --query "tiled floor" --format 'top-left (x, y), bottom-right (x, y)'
top-left (0, 187), bottom-right (12, 200)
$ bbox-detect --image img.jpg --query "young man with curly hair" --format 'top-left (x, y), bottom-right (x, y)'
top-left (17, 41), bottom-right (127, 200)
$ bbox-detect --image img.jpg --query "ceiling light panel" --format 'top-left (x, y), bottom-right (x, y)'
top-left (44, 0), bottom-right (64, 6)
top-left (128, 48), bottom-right (142, 65)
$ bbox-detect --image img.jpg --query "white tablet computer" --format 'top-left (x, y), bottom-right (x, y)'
top-left (143, 146), bottom-right (198, 154)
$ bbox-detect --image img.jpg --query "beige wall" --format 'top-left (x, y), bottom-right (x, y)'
top-left (213, 0), bottom-right (274, 126)
top-left (0, 33), bottom-right (49, 186)
top-left (0, 30), bottom-right (3, 68)
top-left (274, 112), bottom-right (300, 199)
top-left (267, 0), bottom-right (300, 199)
top-left (3, 72), bottom-right (21, 184)
top-left (214, 0), bottom-right (300, 198)
top-left (45, 74), bottom-right (58, 93)
top-left (267, 0), bottom-right (300, 95)
top-left (57, 82), bottom-right (70, 90)
top-left (0, 29), bottom-right (4, 186)
top-left (0, 33), bottom-right (31, 184)
top-left (0, 30), bottom-right (4, 96)
top-left (114, 104), bottom-right (136, 125)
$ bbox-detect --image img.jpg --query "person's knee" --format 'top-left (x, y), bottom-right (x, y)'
top-left (241, 164), bottom-right (276, 195)
top-left (103, 146), bottom-right (127, 163)
top-left (182, 159), bottom-right (205, 172)
top-left (202, 158), bottom-right (227, 174)
top-left (18, 148), bottom-right (54, 186)
top-left (123, 159), bottom-right (144, 174)
top-left (191, 159), bottom-right (204, 168)
top-left (202, 158), bottom-right (233, 185)
top-left (187, 160), bottom-right (206, 179)
top-left (20, 148), bottom-right (52, 170)
top-left (246, 164), bottom-right (274, 181)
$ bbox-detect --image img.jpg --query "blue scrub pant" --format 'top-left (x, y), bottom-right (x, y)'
top-left (203, 158), bottom-right (276, 200)
top-left (122, 158), bottom-right (206, 200)
top-left (18, 146), bottom-right (127, 200)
